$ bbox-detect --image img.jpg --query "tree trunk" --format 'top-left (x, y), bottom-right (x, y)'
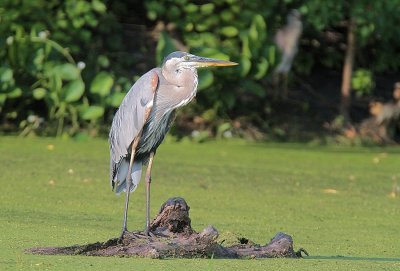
top-left (339, 17), bottom-right (356, 125)
top-left (26, 197), bottom-right (308, 259)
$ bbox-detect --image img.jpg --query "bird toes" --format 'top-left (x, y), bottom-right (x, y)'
top-left (145, 230), bottom-right (156, 238)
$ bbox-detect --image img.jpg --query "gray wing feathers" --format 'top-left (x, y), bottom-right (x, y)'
top-left (114, 160), bottom-right (143, 194)
top-left (109, 68), bottom-right (159, 187)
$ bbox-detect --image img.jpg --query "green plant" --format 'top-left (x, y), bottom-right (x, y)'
top-left (351, 69), bottom-right (374, 97)
top-left (1, 26), bottom-right (84, 135)
top-left (2, 0), bottom-right (400, 139)
top-left (0, 0), bottom-right (134, 136)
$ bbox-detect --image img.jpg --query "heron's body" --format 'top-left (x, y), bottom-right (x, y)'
top-left (108, 51), bottom-right (236, 238)
top-left (110, 64), bottom-right (198, 193)
top-left (275, 10), bottom-right (302, 74)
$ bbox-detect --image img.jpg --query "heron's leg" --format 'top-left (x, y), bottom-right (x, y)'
top-left (120, 137), bottom-right (140, 238)
top-left (283, 72), bottom-right (289, 99)
top-left (144, 152), bottom-right (155, 236)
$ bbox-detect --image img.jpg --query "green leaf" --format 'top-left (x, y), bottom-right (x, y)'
top-left (0, 67), bottom-right (13, 82)
top-left (49, 91), bottom-right (59, 105)
top-left (195, 23), bottom-right (208, 32)
top-left (351, 69), bottom-right (373, 96)
top-left (107, 92), bottom-right (126, 107)
top-left (198, 70), bottom-right (214, 91)
top-left (220, 26), bottom-right (239, 37)
top-left (63, 80), bottom-right (85, 102)
top-left (221, 10), bottom-right (234, 22)
top-left (254, 58), bottom-right (269, 80)
top-left (85, 13), bottom-right (98, 27)
top-left (80, 105), bottom-right (104, 120)
top-left (184, 3), bottom-right (198, 13)
top-left (253, 14), bottom-right (266, 33)
top-left (145, 1), bottom-right (165, 20)
top-left (97, 55), bottom-right (109, 68)
top-left (240, 33), bottom-right (252, 58)
top-left (49, 73), bottom-right (63, 94)
top-left (249, 22), bottom-right (258, 42)
top-left (8, 88), bottom-right (22, 98)
top-left (55, 63), bottom-right (80, 81)
top-left (72, 17), bottom-right (85, 28)
top-left (147, 10), bottom-right (157, 21)
top-left (185, 22), bottom-right (194, 32)
top-left (33, 88), bottom-right (47, 100)
top-left (0, 93), bottom-right (6, 104)
top-left (200, 3), bottom-right (214, 15)
top-left (199, 32), bottom-right (218, 47)
top-left (90, 72), bottom-right (114, 97)
top-left (92, 0), bottom-right (106, 13)
top-left (240, 56), bottom-right (251, 77)
top-left (57, 19), bottom-right (68, 29)
top-left (267, 45), bottom-right (276, 66)
top-left (33, 48), bottom-right (45, 69)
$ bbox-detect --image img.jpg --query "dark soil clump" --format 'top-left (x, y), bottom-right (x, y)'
top-left (26, 197), bottom-right (308, 259)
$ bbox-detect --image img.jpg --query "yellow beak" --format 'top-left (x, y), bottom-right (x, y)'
top-left (189, 56), bottom-right (238, 67)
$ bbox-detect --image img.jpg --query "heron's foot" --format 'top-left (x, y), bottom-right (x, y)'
top-left (119, 231), bottom-right (154, 242)
top-left (117, 228), bottom-right (160, 243)
top-left (144, 229), bottom-right (156, 238)
top-left (117, 229), bottom-right (129, 243)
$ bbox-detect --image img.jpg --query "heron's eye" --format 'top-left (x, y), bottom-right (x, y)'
top-left (184, 55), bottom-right (190, 61)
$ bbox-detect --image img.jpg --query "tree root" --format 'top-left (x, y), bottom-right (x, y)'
top-left (26, 197), bottom-right (308, 258)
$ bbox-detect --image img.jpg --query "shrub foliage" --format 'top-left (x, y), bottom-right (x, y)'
top-left (1, 0), bottom-right (400, 138)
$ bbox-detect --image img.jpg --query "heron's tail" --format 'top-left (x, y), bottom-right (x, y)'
top-left (114, 159), bottom-right (142, 195)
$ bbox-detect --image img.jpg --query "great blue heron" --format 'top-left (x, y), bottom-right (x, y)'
top-left (274, 10), bottom-right (303, 97)
top-left (109, 51), bottom-right (237, 238)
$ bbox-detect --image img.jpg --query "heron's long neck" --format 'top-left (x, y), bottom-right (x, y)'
top-left (144, 68), bottom-right (197, 136)
top-left (159, 68), bottom-right (198, 110)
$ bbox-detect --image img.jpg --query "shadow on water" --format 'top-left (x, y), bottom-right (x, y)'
top-left (304, 255), bottom-right (400, 262)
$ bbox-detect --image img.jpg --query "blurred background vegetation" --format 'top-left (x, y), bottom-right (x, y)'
top-left (1, 0), bottom-right (400, 143)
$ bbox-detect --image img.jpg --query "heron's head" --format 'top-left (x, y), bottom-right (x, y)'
top-left (288, 9), bottom-right (301, 22)
top-left (162, 51), bottom-right (237, 73)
